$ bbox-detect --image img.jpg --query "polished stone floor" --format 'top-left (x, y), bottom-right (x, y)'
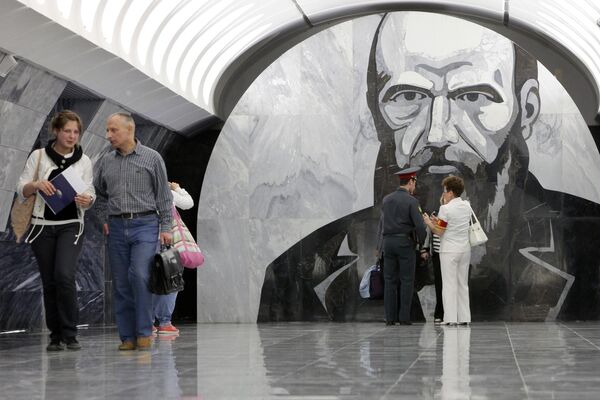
top-left (1, 322), bottom-right (600, 399)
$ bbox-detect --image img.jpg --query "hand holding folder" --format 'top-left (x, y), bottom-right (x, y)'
top-left (39, 167), bottom-right (87, 214)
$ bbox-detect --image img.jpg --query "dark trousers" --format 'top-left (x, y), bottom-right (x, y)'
top-left (433, 252), bottom-right (444, 319)
top-left (30, 223), bottom-right (83, 341)
top-left (383, 236), bottom-right (416, 322)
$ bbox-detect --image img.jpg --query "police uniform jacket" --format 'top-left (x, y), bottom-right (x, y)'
top-left (381, 187), bottom-right (426, 246)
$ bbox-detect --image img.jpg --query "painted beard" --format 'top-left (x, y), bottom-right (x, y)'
top-left (402, 134), bottom-right (528, 220)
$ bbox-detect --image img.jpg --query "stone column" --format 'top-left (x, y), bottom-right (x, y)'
top-left (0, 57), bottom-right (66, 232)
top-left (0, 57), bottom-right (66, 330)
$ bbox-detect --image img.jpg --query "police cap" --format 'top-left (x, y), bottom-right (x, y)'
top-left (394, 166), bottom-right (420, 180)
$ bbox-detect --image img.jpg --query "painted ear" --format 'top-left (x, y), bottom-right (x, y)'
top-left (519, 78), bottom-right (540, 140)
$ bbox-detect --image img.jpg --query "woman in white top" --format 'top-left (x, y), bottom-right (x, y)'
top-left (152, 182), bottom-right (193, 335)
top-left (16, 110), bottom-right (95, 350)
top-left (423, 176), bottom-right (472, 325)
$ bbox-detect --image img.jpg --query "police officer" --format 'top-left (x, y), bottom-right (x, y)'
top-left (381, 167), bottom-right (427, 325)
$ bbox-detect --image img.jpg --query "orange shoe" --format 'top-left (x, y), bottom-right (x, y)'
top-left (136, 336), bottom-right (153, 350)
top-left (118, 340), bottom-right (136, 351)
top-left (157, 323), bottom-right (179, 335)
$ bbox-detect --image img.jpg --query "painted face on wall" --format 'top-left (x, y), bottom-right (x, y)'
top-left (376, 13), bottom-right (522, 178)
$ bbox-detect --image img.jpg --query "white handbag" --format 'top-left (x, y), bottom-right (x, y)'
top-left (468, 208), bottom-right (488, 246)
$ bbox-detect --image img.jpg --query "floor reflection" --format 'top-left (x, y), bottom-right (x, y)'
top-left (440, 326), bottom-right (471, 400)
top-left (2, 322), bottom-right (600, 399)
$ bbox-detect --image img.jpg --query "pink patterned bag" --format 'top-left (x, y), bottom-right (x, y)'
top-left (171, 206), bottom-right (204, 269)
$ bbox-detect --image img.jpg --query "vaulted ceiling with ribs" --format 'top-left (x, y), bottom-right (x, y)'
top-left (2, 0), bottom-right (599, 132)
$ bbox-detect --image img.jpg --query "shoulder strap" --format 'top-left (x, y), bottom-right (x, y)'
top-left (32, 149), bottom-right (42, 181)
top-left (467, 202), bottom-right (480, 225)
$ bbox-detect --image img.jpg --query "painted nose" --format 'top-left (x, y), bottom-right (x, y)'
top-left (427, 96), bottom-right (459, 145)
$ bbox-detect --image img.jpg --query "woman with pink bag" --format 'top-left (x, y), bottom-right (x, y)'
top-left (152, 181), bottom-right (195, 335)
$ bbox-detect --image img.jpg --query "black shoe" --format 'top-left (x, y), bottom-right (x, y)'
top-left (65, 337), bottom-right (81, 350)
top-left (398, 321), bottom-right (412, 326)
top-left (385, 321), bottom-right (395, 326)
top-left (46, 340), bottom-right (65, 351)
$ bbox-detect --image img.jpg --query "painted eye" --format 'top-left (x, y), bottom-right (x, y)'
top-left (457, 92), bottom-right (493, 103)
top-left (390, 91), bottom-right (427, 102)
top-left (451, 86), bottom-right (503, 104)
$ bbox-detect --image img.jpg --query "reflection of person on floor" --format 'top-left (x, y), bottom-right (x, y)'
top-left (153, 181), bottom-right (194, 336)
top-left (441, 326), bottom-right (471, 400)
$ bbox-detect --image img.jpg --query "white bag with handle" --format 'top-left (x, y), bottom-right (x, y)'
top-left (468, 207), bottom-right (488, 247)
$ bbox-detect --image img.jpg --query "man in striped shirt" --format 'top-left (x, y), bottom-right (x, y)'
top-left (94, 112), bottom-right (173, 351)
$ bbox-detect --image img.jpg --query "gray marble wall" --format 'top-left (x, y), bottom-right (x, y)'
top-left (0, 55), bottom-right (67, 232)
top-left (0, 56), bottom-right (67, 330)
top-left (197, 13), bottom-right (600, 323)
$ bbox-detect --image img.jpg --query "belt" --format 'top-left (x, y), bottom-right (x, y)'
top-left (109, 211), bottom-right (156, 219)
top-left (384, 233), bottom-right (409, 237)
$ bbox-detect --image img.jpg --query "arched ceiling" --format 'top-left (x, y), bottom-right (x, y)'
top-left (4, 0), bottom-right (600, 132)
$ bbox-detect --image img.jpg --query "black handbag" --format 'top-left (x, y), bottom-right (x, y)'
top-left (415, 251), bottom-right (435, 291)
top-left (149, 245), bottom-right (185, 295)
top-left (369, 257), bottom-right (384, 299)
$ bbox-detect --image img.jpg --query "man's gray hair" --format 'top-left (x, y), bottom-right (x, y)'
top-left (110, 112), bottom-right (135, 131)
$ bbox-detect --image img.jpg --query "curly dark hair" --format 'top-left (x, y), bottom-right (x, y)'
top-left (442, 176), bottom-right (464, 197)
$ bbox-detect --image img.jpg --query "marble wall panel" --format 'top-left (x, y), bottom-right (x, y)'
top-left (77, 291), bottom-right (104, 326)
top-left (299, 24), bottom-right (354, 117)
top-left (0, 190), bottom-right (13, 234)
top-left (0, 146), bottom-right (27, 191)
top-left (136, 125), bottom-right (176, 151)
top-left (0, 62), bottom-right (66, 114)
top-left (199, 116), bottom-right (249, 220)
top-left (0, 236), bottom-right (42, 330)
top-left (0, 100), bottom-right (48, 150)
top-left (0, 291), bottom-right (42, 330)
top-left (61, 99), bottom-right (103, 133)
top-left (84, 100), bottom-right (125, 138)
top-left (248, 116), bottom-right (302, 219)
top-left (248, 218), bottom-right (333, 321)
top-left (298, 115), bottom-right (357, 218)
top-left (79, 132), bottom-right (110, 165)
top-left (0, 62), bottom-right (66, 233)
top-left (76, 210), bottom-right (106, 292)
top-left (199, 12), bottom-right (600, 323)
top-left (79, 100), bottom-right (125, 166)
top-left (235, 47), bottom-right (302, 117)
top-left (196, 218), bottom-right (252, 323)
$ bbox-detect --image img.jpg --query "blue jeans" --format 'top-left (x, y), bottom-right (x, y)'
top-left (108, 214), bottom-right (159, 342)
top-left (153, 292), bottom-right (177, 326)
